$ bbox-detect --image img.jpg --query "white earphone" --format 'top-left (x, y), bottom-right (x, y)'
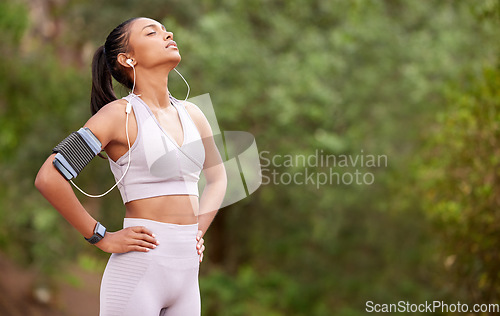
top-left (125, 58), bottom-right (189, 101)
top-left (71, 56), bottom-right (191, 198)
top-left (71, 58), bottom-right (136, 198)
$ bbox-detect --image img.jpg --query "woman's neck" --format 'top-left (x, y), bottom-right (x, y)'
top-left (133, 68), bottom-right (172, 110)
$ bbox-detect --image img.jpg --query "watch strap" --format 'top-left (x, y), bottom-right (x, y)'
top-left (85, 222), bottom-right (106, 244)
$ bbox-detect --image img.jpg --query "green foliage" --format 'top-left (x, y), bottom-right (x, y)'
top-left (419, 66), bottom-right (500, 305)
top-left (0, 0), bottom-right (29, 45)
top-left (0, 0), bottom-right (499, 314)
top-left (0, 0), bottom-right (99, 275)
top-left (201, 265), bottom-right (330, 316)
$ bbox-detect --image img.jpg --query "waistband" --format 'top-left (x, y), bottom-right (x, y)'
top-left (123, 218), bottom-right (199, 241)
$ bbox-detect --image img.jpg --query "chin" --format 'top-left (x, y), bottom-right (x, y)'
top-left (170, 54), bottom-right (181, 68)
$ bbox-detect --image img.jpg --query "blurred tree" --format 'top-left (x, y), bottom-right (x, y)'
top-left (1, 0), bottom-right (499, 314)
top-left (416, 0), bottom-right (500, 311)
top-left (419, 66), bottom-right (500, 307)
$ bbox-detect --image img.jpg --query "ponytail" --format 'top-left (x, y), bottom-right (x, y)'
top-left (89, 18), bottom-right (138, 115)
top-left (90, 46), bottom-right (117, 115)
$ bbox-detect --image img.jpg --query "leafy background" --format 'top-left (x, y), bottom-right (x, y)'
top-left (1, 0), bottom-right (500, 315)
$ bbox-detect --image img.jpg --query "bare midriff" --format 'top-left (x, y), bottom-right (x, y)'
top-left (125, 195), bottom-right (199, 225)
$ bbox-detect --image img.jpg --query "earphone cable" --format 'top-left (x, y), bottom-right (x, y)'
top-left (70, 112), bottom-right (132, 198)
top-left (174, 68), bottom-right (190, 101)
top-left (69, 64), bottom-right (192, 197)
top-left (69, 62), bottom-right (137, 198)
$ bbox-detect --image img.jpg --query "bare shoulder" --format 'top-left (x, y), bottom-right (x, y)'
top-left (84, 99), bottom-right (129, 147)
top-left (182, 101), bottom-right (205, 121)
top-left (93, 99), bottom-right (129, 119)
top-left (182, 101), bottom-right (213, 137)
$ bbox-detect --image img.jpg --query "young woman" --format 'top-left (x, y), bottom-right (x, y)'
top-left (35, 17), bottom-right (227, 315)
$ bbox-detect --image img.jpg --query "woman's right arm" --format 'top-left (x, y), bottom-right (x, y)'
top-left (35, 100), bottom-right (158, 253)
top-left (36, 153), bottom-right (102, 240)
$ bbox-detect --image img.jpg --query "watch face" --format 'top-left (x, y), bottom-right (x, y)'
top-left (95, 223), bottom-right (107, 237)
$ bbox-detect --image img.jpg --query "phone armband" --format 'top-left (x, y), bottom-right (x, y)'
top-left (52, 127), bottom-right (102, 180)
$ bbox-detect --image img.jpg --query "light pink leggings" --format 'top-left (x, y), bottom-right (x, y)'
top-left (100, 218), bottom-right (201, 316)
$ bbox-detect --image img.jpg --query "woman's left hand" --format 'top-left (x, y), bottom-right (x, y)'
top-left (196, 230), bottom-right (205, 263)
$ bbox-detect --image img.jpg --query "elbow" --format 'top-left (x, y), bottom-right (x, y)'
top-left (208, 166), bottom-right (227, 186)
top-left (35, 168), bottom-right (48, 193)
top-left (35, 153), bottom-right (71, 198)
top-left (35, 164), bottom-right (58, 194)
top-left (205, 176), bottom-right (226, 187)
top-left (221, 172), bottom-right (228, 190)
top-left (209, 172), bottom-right (228, 191)
top-left (205, 174), bottom-right (227, 189)
top-left (35, 154), bottom-right (60, 193)
top-left (221, 167), bottom-right (228, 190)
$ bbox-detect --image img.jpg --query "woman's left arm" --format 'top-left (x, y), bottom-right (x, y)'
top-left (185, 102), bottom-right (227, 261)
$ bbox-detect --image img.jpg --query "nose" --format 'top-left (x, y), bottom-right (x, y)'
top-left (164, 31), bottom-right (173, 41)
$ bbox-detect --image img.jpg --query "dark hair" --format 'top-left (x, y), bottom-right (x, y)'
top-left (90, 17), bottom-right (139, 115)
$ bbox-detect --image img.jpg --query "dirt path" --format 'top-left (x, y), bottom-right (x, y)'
top-left (0, 253), bottom-right (101, 315)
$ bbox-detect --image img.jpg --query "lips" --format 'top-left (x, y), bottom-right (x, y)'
top-left (166, 41), bottom-right (177, 49)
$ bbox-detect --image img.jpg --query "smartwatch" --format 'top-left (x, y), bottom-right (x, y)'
top-left (85, 222), bottom-right (107, 244)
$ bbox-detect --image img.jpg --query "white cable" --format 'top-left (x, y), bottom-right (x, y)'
top-left (131, 63), bottom-right (137, 96)
top-left (173, 68), bottom-right (190, 101)
top-left (164, 68), bottom-right (203, 169)
top-left (69, 66), bottom-right (190, 198)
top-left (69, 63), bottom-right (137, 198)
top-left (70, 112), bottom-right (131, 198)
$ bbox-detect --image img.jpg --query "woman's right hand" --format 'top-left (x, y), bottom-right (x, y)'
top-left (95, 226), bottom-right (159, 253)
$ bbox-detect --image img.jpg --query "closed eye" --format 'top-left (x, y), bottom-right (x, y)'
top-left (147, 31), bottom-right (156, 36)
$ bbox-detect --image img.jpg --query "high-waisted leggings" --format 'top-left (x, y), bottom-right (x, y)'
top-left (100, 218), bottom-right (201, 316)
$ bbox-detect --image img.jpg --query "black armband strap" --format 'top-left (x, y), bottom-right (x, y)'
top-left (52, 127), bottom-right (102, 180)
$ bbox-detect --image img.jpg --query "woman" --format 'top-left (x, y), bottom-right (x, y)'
top-left (35, 17), bottom-right (227, 315)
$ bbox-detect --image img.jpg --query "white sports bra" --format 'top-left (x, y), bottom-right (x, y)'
top-left (108, 93), bottom-right (205, 204)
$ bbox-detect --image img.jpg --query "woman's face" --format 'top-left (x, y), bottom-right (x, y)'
top-left (126, 18), bottom-right (181, 69)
